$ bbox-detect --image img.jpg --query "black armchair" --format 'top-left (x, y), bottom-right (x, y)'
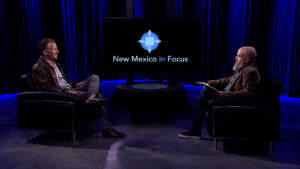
top-left (17, 73), bottom-right (101, 143)
top-left (205, 80), bottom-right (282, 152)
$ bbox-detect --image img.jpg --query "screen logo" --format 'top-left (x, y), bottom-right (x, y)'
top-left (138, 30), bottom-right (161, 53)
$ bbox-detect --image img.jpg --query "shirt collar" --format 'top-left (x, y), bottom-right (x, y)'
top-left (41, 56), bottom-right (56, 67)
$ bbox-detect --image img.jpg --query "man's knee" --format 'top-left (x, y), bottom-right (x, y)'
top-left (196, 89), bottom-right (212, 105)
top-left (90, 74), bottom-right (100, 81)
top-left (200, 87), bottom-right (217, 99)
top-left (196, 95), bottom-right (206, 105)
top-left (196, 96), bottom-right (203, 102)
top-left (200, 87), bottom-right (210, 96)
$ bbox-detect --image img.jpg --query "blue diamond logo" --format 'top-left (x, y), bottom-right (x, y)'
top-left (138, 30), bottom-right (161, 53)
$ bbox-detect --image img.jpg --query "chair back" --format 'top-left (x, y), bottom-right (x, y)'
top-left (20, 72), bottom-right (37, 91)
top-left (257, 80), bottom-right (282, 100)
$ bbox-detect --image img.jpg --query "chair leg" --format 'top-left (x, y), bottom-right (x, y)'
top-left (72, 131), bottom-right (76, 144)
top-left (93, 120), bottom-right (96, 132)
top-left (25, 129), bottom-right (29, 142)
top-left (213, 138), bottom-right (217, 151)
top-left (269, 141), bottom-right (273, 155)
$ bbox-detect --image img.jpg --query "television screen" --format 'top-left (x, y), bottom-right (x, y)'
top-left (102, 18), bottom-right (200, 73)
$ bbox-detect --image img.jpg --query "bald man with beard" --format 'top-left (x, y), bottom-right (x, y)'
top-left (179, 46), bottom-right (260, 139)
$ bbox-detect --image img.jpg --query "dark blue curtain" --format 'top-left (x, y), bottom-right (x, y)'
top-left (60, 0), bottom-right (110, 80)
top-left (0, 0), bottom-right (42, 92)
top-left (0, 0), bottom-right (8, 92)
top-left (0, 0), bottom-right (300, 96)
top-left (266, 0), bottom-right (300, 96)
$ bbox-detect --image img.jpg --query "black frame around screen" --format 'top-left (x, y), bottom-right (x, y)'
top-left (102, 18), bottom-right (201, 73)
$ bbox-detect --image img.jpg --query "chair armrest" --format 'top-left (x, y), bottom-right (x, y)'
top-left (17, 100), bottom-right (75, 130)
top-left (209, 96), bottom-right (279, 108)
top-left (17, 91), bottom-right (81, 103)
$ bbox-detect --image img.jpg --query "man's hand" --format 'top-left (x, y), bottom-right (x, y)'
top-left (75, 81), bottom-right (84, 87)
top-left (67, 89), bottom-right (83, 96)
top-left (217, 91), bottom-right (226, 98)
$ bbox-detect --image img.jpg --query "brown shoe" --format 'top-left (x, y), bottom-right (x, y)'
top-left (102, 128), bottom-right (126, 138)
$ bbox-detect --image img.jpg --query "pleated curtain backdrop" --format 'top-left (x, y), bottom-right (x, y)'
top-left (0, 0), bottom-right (299, 96)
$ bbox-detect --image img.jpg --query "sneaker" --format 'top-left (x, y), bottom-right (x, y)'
top-left (179, 130), bottom-right (201, 139)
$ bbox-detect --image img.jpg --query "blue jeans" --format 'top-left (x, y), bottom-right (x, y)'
top-left (191, 87), bottom-right (218, 133)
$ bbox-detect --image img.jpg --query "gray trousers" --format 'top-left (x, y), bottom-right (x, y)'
top-left (72, 74), bottom-right (111, 130)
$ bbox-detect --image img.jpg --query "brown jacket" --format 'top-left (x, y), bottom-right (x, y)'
top-left (32, 56), bottom-right (76, 92)
top-left (208, 65), bottom-right (260, 97)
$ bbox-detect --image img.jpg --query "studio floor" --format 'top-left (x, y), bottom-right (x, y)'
top-left (1, 80), bottom-right (300, 169)
top-left (1, 117), bottom-right (300, 169)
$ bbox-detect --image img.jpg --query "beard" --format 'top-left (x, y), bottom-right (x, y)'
top-left (232, 61), bottom-right (244, 72)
